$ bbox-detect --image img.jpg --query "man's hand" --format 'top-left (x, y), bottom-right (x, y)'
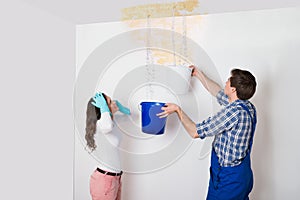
top-left (156, 103), bottom-right (179, 118)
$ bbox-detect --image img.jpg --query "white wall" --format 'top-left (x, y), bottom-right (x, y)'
top-left (75, 20), bottom-right (218, 200)
top-left (0, 1), bottom-right (74, 200)
top-left (75, 7), bottom-right (300, 200)
top-left (197, 8), bottom-right (300, 200)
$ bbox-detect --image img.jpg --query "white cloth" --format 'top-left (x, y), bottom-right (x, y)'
top-left (97, 112), bottom-right (113, 134)
top-left (94, 113), bottom-right (122, 173)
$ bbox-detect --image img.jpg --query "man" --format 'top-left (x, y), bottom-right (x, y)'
top-left (157, 66), bottom-right (257, 200)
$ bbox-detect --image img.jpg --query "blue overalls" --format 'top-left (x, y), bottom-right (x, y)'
top-left (207, 104), bottom-right (257, 200)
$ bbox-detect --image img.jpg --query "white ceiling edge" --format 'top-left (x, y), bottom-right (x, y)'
top-left (19, 0), bottom-right (300, 24)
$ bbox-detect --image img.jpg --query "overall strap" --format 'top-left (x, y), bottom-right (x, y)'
top-left (238, 103), bottom-right (257, 153)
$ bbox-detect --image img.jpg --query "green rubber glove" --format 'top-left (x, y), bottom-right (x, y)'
top-left (92, 92), bottom-right (111, 114)
top-left (115, 100), bottom-right (131, 115)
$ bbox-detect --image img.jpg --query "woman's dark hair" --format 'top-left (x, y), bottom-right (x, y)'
top-left (230, 69), bottom-right (257, 100)
top-left (85, 93), bottom-right (108, 151)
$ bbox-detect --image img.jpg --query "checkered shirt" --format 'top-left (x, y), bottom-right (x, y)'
top-left (196, 90), bottom-right (256, 167)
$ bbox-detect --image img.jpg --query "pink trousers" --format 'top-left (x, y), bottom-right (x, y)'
top-left (90, 169), bottom-right (122, 200)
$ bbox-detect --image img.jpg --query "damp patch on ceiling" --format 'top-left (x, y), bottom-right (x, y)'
top-left (121, 0), bottom-right (200, 21)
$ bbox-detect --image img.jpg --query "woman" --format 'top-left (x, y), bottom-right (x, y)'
top-left (85, 92), bottom-right (130, 200)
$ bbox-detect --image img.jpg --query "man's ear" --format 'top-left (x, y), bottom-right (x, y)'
top-left (231, 87), bottom-right (236, 93)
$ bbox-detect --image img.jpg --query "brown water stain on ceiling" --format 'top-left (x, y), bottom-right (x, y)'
top-left (121, 1), bottom-right (202, 65)
top-left (121, 0), bottom-right (200, 21)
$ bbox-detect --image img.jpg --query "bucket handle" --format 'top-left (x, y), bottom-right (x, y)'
top-left (138, 102), bottom-right (167, 111)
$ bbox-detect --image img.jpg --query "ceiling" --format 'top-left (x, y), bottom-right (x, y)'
top-left (20, 0), bottom-right (300, 24)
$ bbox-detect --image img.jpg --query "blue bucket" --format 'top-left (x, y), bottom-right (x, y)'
top-left (140, 101), bottom-right (167, 135)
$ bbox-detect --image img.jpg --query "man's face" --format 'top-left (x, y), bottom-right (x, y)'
top-left (225, 77), bottom-right (236, 97)
top-left (224, 78), bottom-right (231, 96)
